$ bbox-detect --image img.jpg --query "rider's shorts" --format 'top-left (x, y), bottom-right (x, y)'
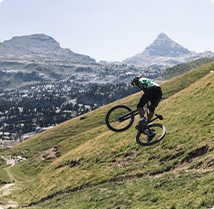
top-left (137, 87), bottom-right (162, 112)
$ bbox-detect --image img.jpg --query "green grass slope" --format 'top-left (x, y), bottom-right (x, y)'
top-left (0, 61), bottom-right (214, 208)
top-left (159, 56), bottom-right (214, 80)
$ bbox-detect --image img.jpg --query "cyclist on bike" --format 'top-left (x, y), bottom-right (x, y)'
top-left (131, 76), bottom-right (162, 131)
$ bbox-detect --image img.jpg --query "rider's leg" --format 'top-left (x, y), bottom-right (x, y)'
top-left (148, 111), bottom-right (154, 122)
top-left (148, 88), bottom-right (162, 121)
top-left (137, 92), bottom-right (149, 120)
top-left (136, 95), bottom-right (148, 130)
top-left (138, 107), bottom-right (145, 119)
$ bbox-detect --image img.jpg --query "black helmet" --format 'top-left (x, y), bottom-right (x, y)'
top-left (131, 76), bottom-right (142, 86)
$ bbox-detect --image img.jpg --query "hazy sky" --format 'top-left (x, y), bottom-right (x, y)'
top-left (0, 0), bottom-right (214, 62)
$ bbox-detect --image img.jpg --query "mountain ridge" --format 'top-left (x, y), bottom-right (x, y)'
top-left (122, 33), bottom-right (214, 67)
top-left (144, 33), bottom-right (191, 57)
top-left (0, 34), bottom-right (96, 63)
top-left (1, 33), bottom-right (214, 68)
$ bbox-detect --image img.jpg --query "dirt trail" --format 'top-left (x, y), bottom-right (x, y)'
top-left (0, 183), bottom-right (18, 209)
top-left (5, 167), bottom-right (16, 183)
top-left (0, 183), bottom-right (19, 209)
top-left (0, 157), bottom-right (20, 209)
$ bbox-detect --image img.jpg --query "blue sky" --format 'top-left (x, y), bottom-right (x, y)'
top-left (0, 0), bottom-right (214, 62)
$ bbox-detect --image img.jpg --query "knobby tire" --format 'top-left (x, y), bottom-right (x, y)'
top-left (136, 123), bottom-right (166, 146)
top-left (105, 105), bottom-right (135, 132)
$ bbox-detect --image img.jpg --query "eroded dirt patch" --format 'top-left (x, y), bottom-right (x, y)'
top-left (181, 145), bottom-right (209, 163)
top-left (38, 146), bottom-right (60, 160)
top-left (0, 181), bottom-right (19, 208)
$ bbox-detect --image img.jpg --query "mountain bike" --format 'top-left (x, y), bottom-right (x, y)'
top-left (105, 104), bottom-right (166, 146)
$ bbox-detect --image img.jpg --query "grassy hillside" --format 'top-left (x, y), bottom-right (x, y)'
top-left (159, 56), bottom-right (214, 80)
top-left (0, 61), bottom-right (214, 208)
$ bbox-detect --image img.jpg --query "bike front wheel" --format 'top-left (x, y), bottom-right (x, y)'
top-left (105, 105), bottom-right (135, 132)
top-left (136, 123), bottom-right (166, 146)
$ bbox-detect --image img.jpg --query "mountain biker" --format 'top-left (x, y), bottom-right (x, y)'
top-left (131, 76), bottom-right (162, 131)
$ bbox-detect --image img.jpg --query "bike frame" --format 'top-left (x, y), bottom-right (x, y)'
top-left (118, 104), bottom-right (163, 124)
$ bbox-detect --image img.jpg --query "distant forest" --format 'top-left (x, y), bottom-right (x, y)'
top-left (0, 82), bottom-right (138, 140)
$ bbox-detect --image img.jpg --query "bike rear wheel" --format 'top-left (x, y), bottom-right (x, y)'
top-left (136, 123), bottom-right (166, 146)
top-left (105, 105), bottom-right (135, 132)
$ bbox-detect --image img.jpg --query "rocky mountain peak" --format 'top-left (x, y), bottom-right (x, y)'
top-left (156, 32), bottom-right (170, 40)
top-left (2, 34), bottom-right (60, 55)
top-left (0, 34), bottom-right (95, 62)
top-left (144, 33), bottom-right (191, 57)
top-left (4, 34), bottom-right (60, 47)
top-left (122, 32), bottom-right (214, 67)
